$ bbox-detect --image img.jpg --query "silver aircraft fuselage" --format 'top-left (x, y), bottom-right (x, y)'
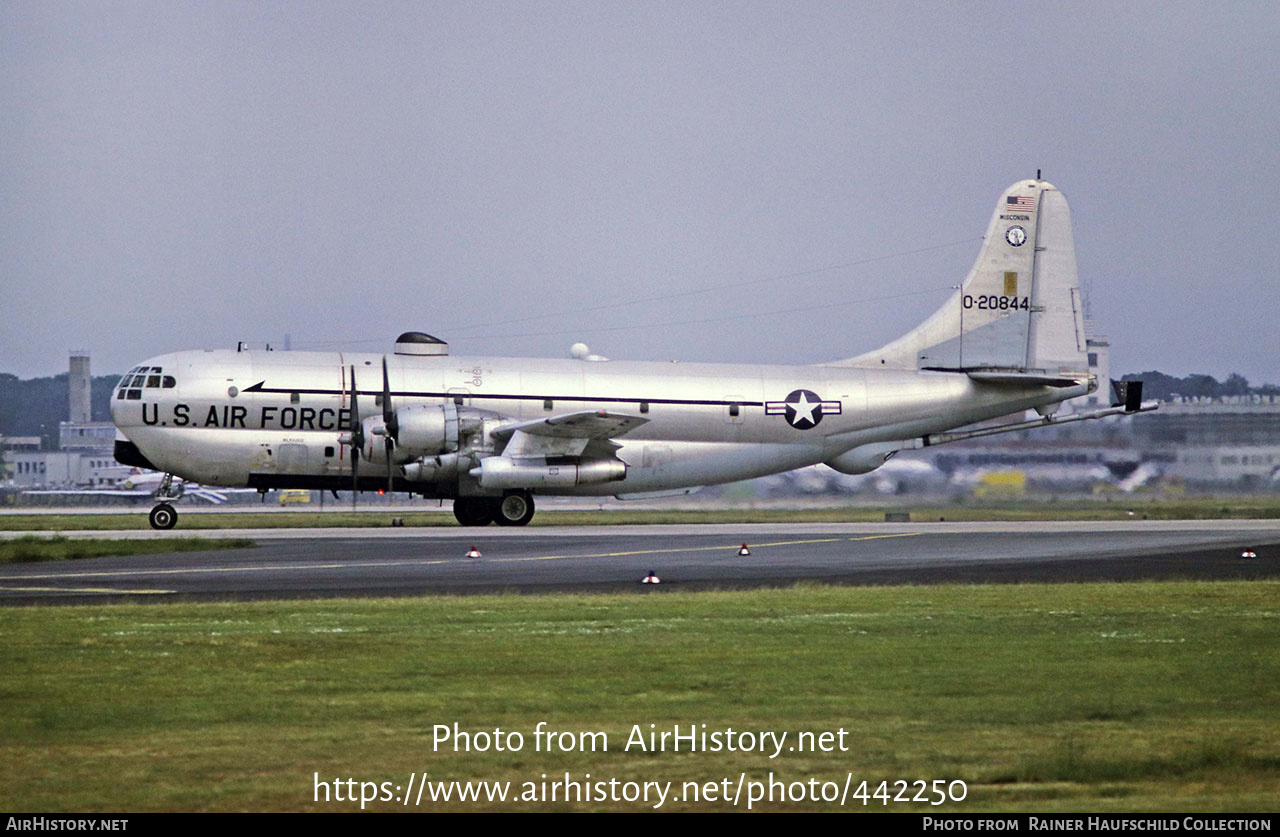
top-left (112, 179), bottom-right (1140, 528)
top-left (110, 347), bottom-right (1086, 496)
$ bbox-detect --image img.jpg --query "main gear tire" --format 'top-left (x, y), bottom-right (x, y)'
top-left (493, 491), bottom-right (535, 527)
top-left (453, 497), bottom-right (495, 527)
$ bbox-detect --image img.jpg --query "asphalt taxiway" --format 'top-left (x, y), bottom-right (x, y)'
top-left (1, 521), bottom-right (1277, 605)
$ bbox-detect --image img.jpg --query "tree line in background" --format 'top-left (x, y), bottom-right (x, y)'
top-left (1118, 372), bottom-right (1279, 401)
top-left (0, 373), bottom-right (118, 446)
top-left (0, 369), bottom-right (1276, 448)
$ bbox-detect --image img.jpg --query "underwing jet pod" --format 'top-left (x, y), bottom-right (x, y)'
top-left (112, 178), bottom-right (1155, 528)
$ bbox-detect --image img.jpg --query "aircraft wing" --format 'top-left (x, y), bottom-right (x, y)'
top-left (491, 410), bottom-right (648, 442)
top-left (491, 410), bottom-right (648, 458)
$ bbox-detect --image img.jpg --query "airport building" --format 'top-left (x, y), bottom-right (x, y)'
top-left (2, 353), bottom-right (123, 490)
top-left (1129, 396), bottom-right (1280, 487)
top-left (1, 435), bottom-right (42, 484)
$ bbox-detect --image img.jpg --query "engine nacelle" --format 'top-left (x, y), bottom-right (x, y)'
top-left (402, 452), bottom-right (468, 483)
top-left (825, 444), bottom-right (899, 475)
top-left (394, 404), bottom-right (450, 458)
top-left (359, 416), bottom-right (391, 463)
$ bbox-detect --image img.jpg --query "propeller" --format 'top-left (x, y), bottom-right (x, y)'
top-left (349, 365), bottom-right (363, 510)
top-left (382, 356), bottom-right (397, 494)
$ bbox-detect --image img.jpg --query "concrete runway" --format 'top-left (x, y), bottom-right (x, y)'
top-left (2, 521), bottom-right (1278, 605)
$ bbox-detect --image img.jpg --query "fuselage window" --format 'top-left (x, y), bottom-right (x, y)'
top-left (543, 399), bottom-right (553, 411)
top-left (163, 376), bottom-right (176, 388)
top-left (290, 392), bottom-right (301, 404)
top-left (640, 401), bottom-right (650, 414)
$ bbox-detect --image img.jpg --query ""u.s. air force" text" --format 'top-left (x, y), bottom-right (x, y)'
top-left (142, 403), bottom-right (351, 430)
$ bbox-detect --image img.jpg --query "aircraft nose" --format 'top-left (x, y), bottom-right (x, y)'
top-left (108, 368), bottom-right (133, 428)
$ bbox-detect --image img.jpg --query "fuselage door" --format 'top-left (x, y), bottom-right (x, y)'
top-left (277, 443), bottom-right (312, 475)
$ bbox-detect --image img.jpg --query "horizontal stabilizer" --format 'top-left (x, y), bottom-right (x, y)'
top-left (963, 371), bottom-right (1085, 388)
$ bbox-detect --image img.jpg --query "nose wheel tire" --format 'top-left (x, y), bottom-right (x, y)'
top-left (149, 503), bottom-right (178, 530)
top-left (453, 497), bottom-right (495, 527)
top-left (494, 491), bottom-right (535, 527)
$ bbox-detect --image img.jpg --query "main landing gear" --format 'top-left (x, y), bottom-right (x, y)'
top-left (453, 491), bottom-right (535, 527)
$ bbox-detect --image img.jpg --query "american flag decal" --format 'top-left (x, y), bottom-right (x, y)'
top-left (1006, 195), bottom-right (1035, 211)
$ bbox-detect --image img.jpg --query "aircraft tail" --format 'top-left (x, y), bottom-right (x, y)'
top-left (831, 178), bottom-right (1088, 378)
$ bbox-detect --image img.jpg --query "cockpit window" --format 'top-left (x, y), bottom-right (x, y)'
top-left (117, 366), bottom-right (169, 400)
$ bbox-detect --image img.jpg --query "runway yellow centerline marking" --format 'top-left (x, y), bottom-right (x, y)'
top-left (0, 559), bottom-right (448, 582)
top-left (499, 532), bottom-right (921, 563)
top-left (0, 533), bottom-right (922, 581)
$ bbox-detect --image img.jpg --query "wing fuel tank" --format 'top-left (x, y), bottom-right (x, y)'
top-left (471, 457), bottom-right (627, 489)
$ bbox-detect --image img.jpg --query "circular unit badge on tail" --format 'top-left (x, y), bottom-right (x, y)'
top-left (1005, 225), bottom-right (1027, 247)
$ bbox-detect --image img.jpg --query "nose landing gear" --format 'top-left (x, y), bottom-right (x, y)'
top-left (147, 473), bottom-right (183, 530)
top-left (149, 502), bottom-right (178, 530)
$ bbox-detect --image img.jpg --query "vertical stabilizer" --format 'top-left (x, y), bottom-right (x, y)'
top-left (831, 179), bottom-right (1088, 377)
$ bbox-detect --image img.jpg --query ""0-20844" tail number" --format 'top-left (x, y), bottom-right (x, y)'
top-left (963, 294), bottom-right (1029, 311)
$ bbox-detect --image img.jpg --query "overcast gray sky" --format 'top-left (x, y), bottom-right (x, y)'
top-left (3, 2), bottom-right (1277, 383)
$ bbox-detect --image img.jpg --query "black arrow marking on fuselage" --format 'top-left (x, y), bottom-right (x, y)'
top-left (242, 381), bottom-right (764, 409)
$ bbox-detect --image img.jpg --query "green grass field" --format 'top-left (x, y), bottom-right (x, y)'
top-left (1, 580), bottom-right (1276, 812)
top-left (3, 496), bottom-right (1279, 530)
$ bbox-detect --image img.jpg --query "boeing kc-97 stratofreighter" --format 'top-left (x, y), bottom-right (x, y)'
top-left (112, 178), bottom-right (1153, 529)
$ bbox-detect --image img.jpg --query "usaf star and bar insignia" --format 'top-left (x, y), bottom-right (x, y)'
top-left (765, 389), bottom-right (842, 430)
